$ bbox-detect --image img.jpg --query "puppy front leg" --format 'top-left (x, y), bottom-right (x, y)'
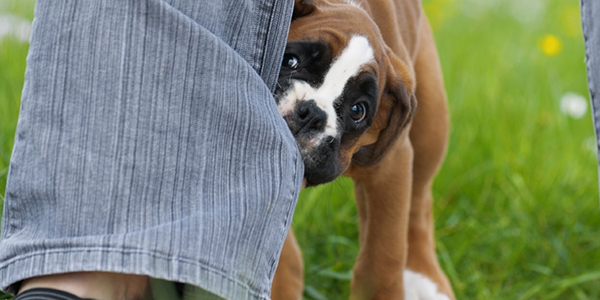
top-left (405, 14), bottom-right (454, 300)
top-left (348, 134), bottom-right (413, 300)
top-left (271, 228), bottom-right (304, 300)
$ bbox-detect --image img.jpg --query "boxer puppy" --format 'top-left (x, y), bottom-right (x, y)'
top-left (272, 0), bottom-right (454, 299)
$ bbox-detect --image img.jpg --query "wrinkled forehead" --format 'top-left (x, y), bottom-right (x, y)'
top-left (294, 5), bottom-right (381, 43)
top-left (287, 3), bottom-right (386, 81)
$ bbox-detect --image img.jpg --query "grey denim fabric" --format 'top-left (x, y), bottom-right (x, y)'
top-left (0, 0), bottom-right (302, 299)
top-left (582, 0), bottom-right (600, 196)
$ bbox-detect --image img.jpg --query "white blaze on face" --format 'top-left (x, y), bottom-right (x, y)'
top-left (278, 35), bottom-right (375, 145)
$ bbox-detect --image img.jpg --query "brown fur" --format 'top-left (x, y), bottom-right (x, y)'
top-left (272, 0), bottom-right (454, 299)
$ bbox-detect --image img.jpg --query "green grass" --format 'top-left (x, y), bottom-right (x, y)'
top-left (1, 0), bottom-right (599, 299)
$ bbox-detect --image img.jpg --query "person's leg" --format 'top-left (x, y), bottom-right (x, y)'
top-left (0, 0), bottom-right (301, 299)
top-left (582, 0), bottom-right (600, 196)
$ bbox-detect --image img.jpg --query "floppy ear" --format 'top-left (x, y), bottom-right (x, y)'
top-left (352, 50), bottom-right (417, 167)
top-left (293, 0), bottom-right (316, 19)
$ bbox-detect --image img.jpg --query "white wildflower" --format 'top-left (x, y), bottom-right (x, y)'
top-left (0, 15), bottom-right (32, 43)
top-left (560, 92), bottom-right (588, 119)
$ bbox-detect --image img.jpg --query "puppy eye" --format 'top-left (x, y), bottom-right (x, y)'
top-left (282, 54), bottom-right (299, 70)
top-left (350, 102), bottom-right (367, 123)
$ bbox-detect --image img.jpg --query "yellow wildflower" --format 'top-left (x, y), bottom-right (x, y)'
top-left (538, 34), bottom-right (562, 57)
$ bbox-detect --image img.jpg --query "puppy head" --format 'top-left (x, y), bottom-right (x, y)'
top-left (276, 0), bottom-right (416, 186)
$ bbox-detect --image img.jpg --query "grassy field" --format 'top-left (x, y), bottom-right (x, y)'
top-left (1, 0), bottom-right (599, 299)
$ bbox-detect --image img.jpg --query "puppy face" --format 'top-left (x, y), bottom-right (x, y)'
top-left (275, 0), bottom-right (416, 186)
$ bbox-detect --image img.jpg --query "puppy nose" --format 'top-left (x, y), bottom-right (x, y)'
top-left (294, 100), bottom-right (327, 135)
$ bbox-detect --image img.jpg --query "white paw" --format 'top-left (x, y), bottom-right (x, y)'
top-left (403, 269), bottom-right (451, 300)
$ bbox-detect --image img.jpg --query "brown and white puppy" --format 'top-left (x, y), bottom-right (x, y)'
top-left (272, 0), bottom-right (454, 299)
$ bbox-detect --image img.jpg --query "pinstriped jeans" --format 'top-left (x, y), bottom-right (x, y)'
top-left (582, 0), bottom-right (600, 197)
top-left (0, 0), bottom-right (302, 299)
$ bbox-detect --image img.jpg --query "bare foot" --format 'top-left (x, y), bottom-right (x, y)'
top-left (19, 272), bottom-right (150, 300)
